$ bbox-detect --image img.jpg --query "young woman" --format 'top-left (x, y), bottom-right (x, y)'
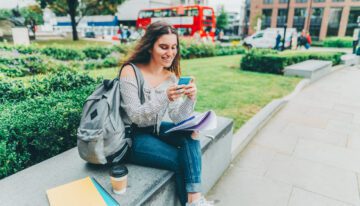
top-left (119, 21), bottom-right (214, 206)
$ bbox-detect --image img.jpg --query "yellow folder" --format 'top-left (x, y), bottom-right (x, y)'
top-left (46, 176), bottom-right (107, 206)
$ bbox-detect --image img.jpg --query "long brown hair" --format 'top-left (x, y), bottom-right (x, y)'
top-left (124, 21), bottom-right (181, 77)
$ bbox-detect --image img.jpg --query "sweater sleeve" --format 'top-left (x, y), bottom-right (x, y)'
top-left (120, 77), bottom-right (170, 126)
top-left (168, 97), bottom-right (196, 124)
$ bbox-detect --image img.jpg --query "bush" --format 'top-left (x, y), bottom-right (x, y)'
top-left (83, 47), bottom-right (112, 59)
top-left (0, 55), bottom-right (73, 77)
top-left (41, 47), bottom-right (85, 61)
top-left (0, 71), bottom-right (99, 103)
top-left (323, 37), bottom-right (353, 48)
top-left (84, 57), bottom-right (119, 70)
top-left (0, 85), bottom-right (96, 179)
top-left (241, 49), bottom-right (344, 74)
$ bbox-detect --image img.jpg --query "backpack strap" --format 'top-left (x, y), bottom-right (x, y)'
top-left (119, 63), bottom-right (145, 104)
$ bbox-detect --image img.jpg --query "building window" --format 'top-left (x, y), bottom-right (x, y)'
top-left (279, 0), bottom-right (288, 3)
top-left (263, 0), bottom-right (273, 4)
top-left (294, 8), bottom-right (306, 32)
top-left (327, 7), bottom-right (342, 37)
top-left (332, 0), bottom-right (344, 2)
top-left (296, 0), bottom-right (308, 3)
top-left (277, 9), bottom-right (287, 27)
top-left (313, 0), bottom-right (325, 2)
top-left (346, 7), bottom-right (360, 36)
top-left (261, 9), bottom-right (272, 29)
top-left (309, 8), bottom-right (323, 40)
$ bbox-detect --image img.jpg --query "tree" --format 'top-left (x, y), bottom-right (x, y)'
top-left (38, 0), bottom-right (125, 41)
top-left (216, 7), bottom-right (228, 31)
top-left (20, 5), bottom-right (44, 39)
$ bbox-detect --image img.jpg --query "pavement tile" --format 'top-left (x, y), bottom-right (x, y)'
top-left (232, 143), bottom-right (278, 176)
top-left (294, 138), bottom-right (360, 173)
top-left (348, 133), bottom-right (360, 150)
top-left (253, 130), bottom-right (299, 155)
top-left (207, 168), bottom-right (292, 206)
top-left (281, 123), bottom-right (348, 147)
top-left (288, 187), bottom-right (353, 206)
top-left (265, 153), bottom-right (360, 205)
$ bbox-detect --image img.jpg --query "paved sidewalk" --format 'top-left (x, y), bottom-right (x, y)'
top-left (207, 66), bottom-right (360, 206)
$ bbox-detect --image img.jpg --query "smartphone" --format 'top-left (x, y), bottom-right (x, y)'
top-left (178, 76), bottom-right (192, 85)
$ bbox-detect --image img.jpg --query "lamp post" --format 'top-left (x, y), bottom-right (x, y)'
top-left (282, 0), bottom-right (291, 51)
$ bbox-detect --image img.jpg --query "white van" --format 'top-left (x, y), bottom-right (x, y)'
top-left (243, 28), bottom-right (297, 49)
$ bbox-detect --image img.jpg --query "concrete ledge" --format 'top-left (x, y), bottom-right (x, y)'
top-left (341, 54), bottom-right (360, 66)
top-left (0, 116), bottom-right (233, 206)
top-left (284, 60), bottom-right (332, 82)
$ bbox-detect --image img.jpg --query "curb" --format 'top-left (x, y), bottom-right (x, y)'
top-left (230, 64), bottom-right (347, 160)
top-left (230, 78), bottom-right (309, 160)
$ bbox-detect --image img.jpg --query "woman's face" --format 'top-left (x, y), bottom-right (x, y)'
top-left (150, 33), bottom-right (178, 68)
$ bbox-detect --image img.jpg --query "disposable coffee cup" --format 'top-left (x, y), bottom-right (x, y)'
top-left (110, 165), bottom-right (128, 195)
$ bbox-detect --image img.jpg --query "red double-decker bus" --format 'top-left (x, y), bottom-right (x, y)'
top-left (136, 5), bottom-right (216, 40)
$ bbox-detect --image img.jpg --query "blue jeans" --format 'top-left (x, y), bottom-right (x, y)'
top-left (129, 122), bottom-right (202, 205)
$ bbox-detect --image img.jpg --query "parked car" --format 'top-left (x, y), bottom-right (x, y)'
top-left (243, 28), bottom-right (297, 49)
top-left (85, 31), bottom-right (96, 38)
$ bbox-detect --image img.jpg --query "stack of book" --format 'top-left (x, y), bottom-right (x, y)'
top-left (46, 177), bottom-right (119, 206)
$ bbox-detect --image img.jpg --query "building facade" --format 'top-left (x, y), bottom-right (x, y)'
top-left (248, 0), bottom-right (360, 40)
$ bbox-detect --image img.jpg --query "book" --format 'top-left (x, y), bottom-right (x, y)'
top-left (46, 176), bottom-right (107, 206)
top-left (91, 177), bottom-right (120, 206)
top-left (165, 110), bottom-right (217, 133)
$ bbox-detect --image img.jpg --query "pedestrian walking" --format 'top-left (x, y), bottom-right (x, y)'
top-left (274, 31), bottom-right (281, 50)
top-left (352, 28), bottom-right (359, 54)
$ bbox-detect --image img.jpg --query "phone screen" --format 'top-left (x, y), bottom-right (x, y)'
top-left (178, 77), bottom-right (192, 85)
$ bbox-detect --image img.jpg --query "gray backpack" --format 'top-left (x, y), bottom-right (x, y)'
top-left (77, 63), bottom-right (144, 164)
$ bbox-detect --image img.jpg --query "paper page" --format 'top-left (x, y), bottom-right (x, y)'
top-left (165, 110), bottom-right (217, 133)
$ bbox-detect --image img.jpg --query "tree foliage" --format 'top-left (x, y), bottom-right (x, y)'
top-left (216, 7), bottom-right (228, 30)
top-left (38, 0), bottom-right (125, 40)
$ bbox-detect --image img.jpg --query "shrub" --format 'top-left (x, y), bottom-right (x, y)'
top-left (0, 55), bottom-right (71, 77)
top-left (83, 47), bottom-right (112, 59)
top-left (323, 37), bottom-right (353, 48)
top-left (0, 85), bottom-right (96, 179)
top-left (41, 47), bottom-right (85, 61)
top-left (84, 57), bottom-right (119, 70)
top-left (241, 49), bottom-right (344, 74)
top-left (0, 71), bottom-right (99, 103)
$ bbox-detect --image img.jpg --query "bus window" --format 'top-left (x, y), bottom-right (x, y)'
top-left (161, 9), bottom-right (171, 17)
top-left (154, 10), bottom-right (162, 17)
top-left (139, 10), bottom-right (154, 18)
top-left (203, 9), bottom-right (213, 16)
top-left (190, 8), bottom-right (199, 16)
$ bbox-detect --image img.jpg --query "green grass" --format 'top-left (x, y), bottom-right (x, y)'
top-left (86, 55), bottom-right (301, 130)
top-left (12, 55), bottom-right (301, 131)
top-left (32, 39), bottom-right (113, 48)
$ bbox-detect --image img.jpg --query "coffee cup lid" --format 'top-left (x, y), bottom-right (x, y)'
top-left (110, 165), bottom-right (128, 177)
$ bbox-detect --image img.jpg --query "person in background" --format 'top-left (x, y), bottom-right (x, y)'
top-left (352, 28), bottom-right (359, 54)
top-left (305, 31), bottom-right (312, 50)
top-left (274, 31), bottom-right (281, 50)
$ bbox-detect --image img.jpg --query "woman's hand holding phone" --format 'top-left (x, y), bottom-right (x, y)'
top-left (167, 84), bottom-right (185, 101)
top-left (184, 79), bottom-right (197, 101)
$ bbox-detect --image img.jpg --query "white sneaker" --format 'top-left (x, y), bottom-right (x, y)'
top-left (186, 196), bottom-right (214, 206)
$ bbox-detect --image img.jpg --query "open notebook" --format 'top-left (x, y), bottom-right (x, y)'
top-left (165, 110), bottom-right (217, 133)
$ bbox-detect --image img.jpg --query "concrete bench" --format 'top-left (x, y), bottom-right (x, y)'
top-left (284, 60), bottom-right (332, 81)
top-left (341, 54), bottom-right (359, 66)
top-left (0, 116), bottom-right (233, 206)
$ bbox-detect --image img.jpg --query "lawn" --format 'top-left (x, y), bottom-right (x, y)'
top-left (32, 39), bottom-right (113, 48)
top-left (86, 55), bottom-right (301, 130)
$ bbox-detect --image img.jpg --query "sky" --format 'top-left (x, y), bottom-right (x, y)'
top-left (208, 0), bottom-right (245, 13)
top-left (0, 0), bottom-right (245, 13)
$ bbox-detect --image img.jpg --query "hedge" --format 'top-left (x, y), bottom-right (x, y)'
top-left (0, 55), bottom-right (74, 77)
top-left (180, 41), bottom-right (245, 59)
top-left (84, 57), bottom-right (119, 70)
top-left (322, 37), bottom-right (353, 48)
top-left (241, 49), bottom-right (344, 74)
top-left (0, 71), bottom-right (99, 103)
top-left (0, 85), bottom-right (96, 179)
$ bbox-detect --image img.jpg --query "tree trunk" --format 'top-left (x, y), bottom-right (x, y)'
top-left (67, 0), bottom-right (79, 41)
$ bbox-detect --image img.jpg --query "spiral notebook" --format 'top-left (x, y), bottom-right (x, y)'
top-left (165, 110), bottom-right (217, 133)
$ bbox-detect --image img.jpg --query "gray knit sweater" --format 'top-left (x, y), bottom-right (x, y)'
top-left (119, 73), bottom-right (195, 133)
